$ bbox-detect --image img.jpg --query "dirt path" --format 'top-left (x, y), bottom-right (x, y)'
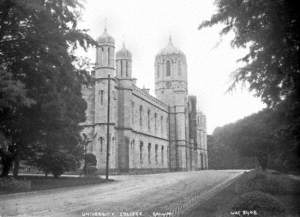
top-left (0, 170), bottom-right (244, 217)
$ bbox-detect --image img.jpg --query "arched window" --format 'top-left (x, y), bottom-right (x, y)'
top-left (120, 60), bottom-right (123, 77)
top-left (178, 61), bottom-right (181, 76)
top-left (160, 116), bottom-right (163, 135)
top-left (140, 141), bottom-right (143, 164)
top-left (161, 146), bottom-right (164, 165)
top-left (166, 60), bottom-right (171, 76)
top-left (125, 61), bottom-right (128, 77)
top-left (147, 109), bottom-right (151, 130)
top-left (131, 101), bottom-right (135, 125)
top-left (148, 143), bottom-right (151, 164)
top-left (157, 64), bottom-right (160, 78)
top-left (100, 90), bottom-right (104, 105)
top-left (108, 47), bottom-right (110, 65)
top-left (154, 113), bottom-right (157, 133)
top-left (139, 106), bottom-right (143, 127)
top-left (101, 47), bottom-right (104, 65)
top-left (99, 137), bottom-right (104, 152)
top-left (155, 144), bottom-right (158, 164)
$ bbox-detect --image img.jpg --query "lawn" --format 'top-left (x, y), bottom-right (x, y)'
top-left (185, 170), bottom-right (300, 217)
top-left (0, 175), bottom-right (112, 195)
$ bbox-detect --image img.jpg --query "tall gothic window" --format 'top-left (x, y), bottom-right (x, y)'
top-left (99, 137), bottom-right (103, 152)
top-left (120, 60), bottom-right (123, 77)
top-left (139, 105), bottom-right (143, 127)
top-left (125, 61), bottom-right (128, 77)
top-left (157, 64), bottom-right (160, 78)
top-left (108, 47), bottom-right (110, 65)
top-left (160, 116), bottom-right (163, 135)
top-left (154, 113), bottom-right (157, 133)
top-left (131, 101), bottom-right (135, 125)
top-left (148, 143), bottom-right (151, 164)
top-left (147, 109), bottom-right (151, 130)
top-left (101, 47), bottom-right (104, 65)
top-left (100, 90), bottom-right (104, 105)
top-left (161, 146), bottom-right (164, 165)
top-left (178, 61), bottom-right (181, 76)
top-left (140, 141), bottom-right (143, 164)
top-left (166, 60), bottom-right (171, 76)
top-left (155, 144), bottom-right (158, 164)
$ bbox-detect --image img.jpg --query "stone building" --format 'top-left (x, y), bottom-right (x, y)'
top-left (81, 27), bottom-right (208, 173)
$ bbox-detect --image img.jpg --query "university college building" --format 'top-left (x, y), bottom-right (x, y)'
top-left (81, 27), bottom-right (208, 174)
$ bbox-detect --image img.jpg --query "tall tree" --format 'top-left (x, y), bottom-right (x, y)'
top-left (199, 0), bottom-right (300, 170)
top-left (213, 109), bottom-right (279, 170)
top-left (0, 0), bottom-right (96, 177)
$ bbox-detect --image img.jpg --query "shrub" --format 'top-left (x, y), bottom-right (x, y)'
top-left (0, 177), bottom-right (31, 193)
top-left (86, 166), bottom-right (97, 176)
top-left (85, 153), bottom-right (97, 166)
top-left (36, 152), bottom-right (80, 178)
top-left (228, 191), bottom-right (286, 217)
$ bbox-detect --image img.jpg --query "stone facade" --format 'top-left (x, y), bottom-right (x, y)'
top-left (81, 28), bottom-right (208, 173)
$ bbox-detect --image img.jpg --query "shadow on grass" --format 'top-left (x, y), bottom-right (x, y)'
top-left (0, 175), bottom-right (114, 195)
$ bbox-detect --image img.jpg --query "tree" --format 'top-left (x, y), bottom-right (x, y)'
top-left (199, 0), bottom-right (299, 108)
top-left (85, 153), bottom-right (97, 167)
top-left (0, 0), bottom-right (96, 177)
top-left (200, 0), bottom-right (300, 171)
top-left (207, 135), bottom-right (256, 169)
top-left (214, 109), bottom-right (280, 170)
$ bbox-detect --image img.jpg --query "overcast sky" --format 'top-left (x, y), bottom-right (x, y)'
top-left (78, 0), bottom-right (265, 134)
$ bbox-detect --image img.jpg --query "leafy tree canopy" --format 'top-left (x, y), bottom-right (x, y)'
top-left (199, 0), bottom-right (300, 107)
top-left (0, 0), bottom-right (97, 176)
top-left (201, 0), bottom-right (300, 170)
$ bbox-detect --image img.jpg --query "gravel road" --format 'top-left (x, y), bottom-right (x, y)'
top-left (0, 170), bottom-right (244, 217)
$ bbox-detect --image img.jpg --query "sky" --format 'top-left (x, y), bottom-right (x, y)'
top-left (78, 0), bottom-right (265, 134)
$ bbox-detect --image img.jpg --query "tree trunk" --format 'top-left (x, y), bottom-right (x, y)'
top-left (0, 154), bottom-right (13, 177)
top-left (13, 155), bottom-right (20, 177)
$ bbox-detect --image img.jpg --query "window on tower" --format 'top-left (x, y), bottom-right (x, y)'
top-left (108, 47), bottom-right (110, 65)
top-left (120, 60), bottom-right (123, 77)
top-left (99, 137), bottom-right (103, 152)
top-left (166, 60), bottom-right (171, 76)
top-left (131, 101), bottom-right (135, 125)
top-left (157, 64), bottom-right (160, 78)
top-left (125, 61), bottom-right (128, 77)
top-left (101, 47), bottom-right (104, 65)
top-left (178, 61), bottom-right (181, 76)
top-left (100, 90), bottom-right (104, 105)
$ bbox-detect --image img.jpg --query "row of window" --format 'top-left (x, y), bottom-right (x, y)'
top-left (131, 101), bottom-right (168, 136)
top-left (157, 60), bottom-right (182, 78)
top-left (138, 141), bottom-right (165, 165)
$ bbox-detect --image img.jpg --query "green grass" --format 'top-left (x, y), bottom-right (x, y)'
top-left (0, 175), bottom-right (112, 194)
top-left (185, 170), bottom-right (300, 217)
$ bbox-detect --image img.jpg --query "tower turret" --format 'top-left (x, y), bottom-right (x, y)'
top-left (155, 36), bottom-right (187, 105)
top-left (93, 27), bottom-right (117, 170)
top-left (116, 43), bottom-right (132, 79)
top-left (95, 27), bottom-right (115, 77)
top-left (154, 36), bottom-right (189, 171)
